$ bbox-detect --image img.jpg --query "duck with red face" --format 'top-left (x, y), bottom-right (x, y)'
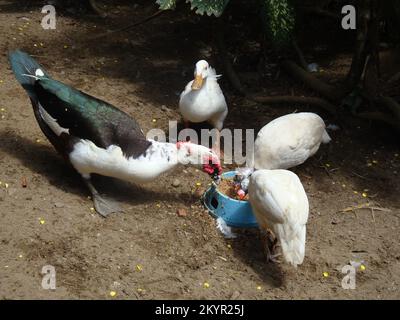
top-left (9, 50), bottom-right (223, 217)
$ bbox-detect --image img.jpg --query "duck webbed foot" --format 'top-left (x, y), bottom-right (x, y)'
top-left (261, 229), bottom-right (281, 264)
top-left (83, 177), bottom-right (123, 217)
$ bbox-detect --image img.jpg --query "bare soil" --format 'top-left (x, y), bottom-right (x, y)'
top-left (0, 0), bottom-right (399, 299)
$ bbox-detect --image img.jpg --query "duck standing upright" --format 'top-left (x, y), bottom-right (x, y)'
top-left (250, 112), bottom-right (331, 170)
top-left (9, 50), bottom-right (222, 217)
top-left (247, 169), bottom-right (309, 267)
top-left (179, 60), bottom-right (228, 154)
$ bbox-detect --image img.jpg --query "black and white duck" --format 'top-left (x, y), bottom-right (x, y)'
top-left (9, 50), bottom-right (222, 217)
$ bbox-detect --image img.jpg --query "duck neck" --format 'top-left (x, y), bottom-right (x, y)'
top-left (126, 140), bottom-right (189, 183)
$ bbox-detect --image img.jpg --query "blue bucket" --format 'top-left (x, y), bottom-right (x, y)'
top-left (202, 171), bottom-right (259, 228)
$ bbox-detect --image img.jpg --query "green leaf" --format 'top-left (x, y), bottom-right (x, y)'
top-left (188, 0), bottom-right (230, 17)
top-left (156, 0), bottom-right (230, 17)
top-left (262, 0), bottom-right (295, 49)
top-left (156, 0), bottom-right (178, 10)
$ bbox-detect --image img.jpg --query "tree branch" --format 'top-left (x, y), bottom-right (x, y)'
top-left (281, 60), bottom-right (344, 101)
top-left (375, 96), bottom-right (400, 120)
top-left (88, 0), bottom-right (107, 17)
top-left (216, 27), bottom-right (246, 96)
top-left (357, 111), bottom-right (400, 131)
top-left (250, 95), bottom-right (337, 115)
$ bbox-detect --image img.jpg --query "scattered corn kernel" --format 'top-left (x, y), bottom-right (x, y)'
top-left (360, 264), bottom-right (366, 271)
top-left (136, 264), bottom-right (143, 272)
top-left (39, 218), bottom-right (45, 225)
top-left (109, 290), bottom-right (117, 297)
top-left (323, 272), bottom-right (329, 278)
top-left (203, 282), bottom-right (210, 288)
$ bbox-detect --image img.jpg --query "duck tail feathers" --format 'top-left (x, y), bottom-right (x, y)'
top-left (8, 50), bottom-right (49, 99)
top-left (322, 130), bottom-right (332, 144)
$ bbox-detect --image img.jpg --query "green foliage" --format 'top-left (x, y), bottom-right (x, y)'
top-left (156, 0), bottom-right (178, 10)
top-left (156, 0), bottom-right (296, 49)
top-left (156, 0), bottom-right (230, 17)
top-left (189, 0), bottom-right (230, 17)
top-left (262, 0), bottom-right (295, 49)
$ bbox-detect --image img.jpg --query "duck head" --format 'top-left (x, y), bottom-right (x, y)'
top-left (233, 167), bottom-right (255, 199)
top-left (176, 141), bottom-right (222, 181)
top-left (191, 60), bottom-right (210, 90)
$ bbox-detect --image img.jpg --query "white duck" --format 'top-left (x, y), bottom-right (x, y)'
top-left (179, 60), bottom-right (228, 153)
top-left (250, 112), bottom-right (331, 170)
top-left (247, 169), bottom-right (309, 267)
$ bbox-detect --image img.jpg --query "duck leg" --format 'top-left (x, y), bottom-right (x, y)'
top-left (261, 229), bottom-right (281, 263)
top-left (212, 129), bottom-right (224, 159)
top-left (83, 177), bottom-right (123, 217)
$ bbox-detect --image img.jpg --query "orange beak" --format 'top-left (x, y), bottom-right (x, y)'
top-left (191, 74), bottom-right (204, 90)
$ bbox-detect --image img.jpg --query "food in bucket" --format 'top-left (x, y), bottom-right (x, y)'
top-left (217, 177), bottom-right (249, 201)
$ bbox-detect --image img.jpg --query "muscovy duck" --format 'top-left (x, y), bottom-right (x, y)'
top-left (179, 60), bottom-right (228, 154)
top-left (247, 169), bottom-right (309, 267)
top-left (9, 50), bottom-right (222, 217)
top-left (250, 112), bottom-right (331, 170)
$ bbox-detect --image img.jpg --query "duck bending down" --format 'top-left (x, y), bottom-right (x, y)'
top-left (250, 112), bottom-right (331, 170)
top-left (9, 50), bottom-right (222, 217)
top-left (179, 60), bottom-right (228, 155)
top-left (235, 168), bottom-right (309, 267)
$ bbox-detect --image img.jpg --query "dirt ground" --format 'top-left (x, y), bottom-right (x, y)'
top-left (0, 1), bottom-right (399, 299)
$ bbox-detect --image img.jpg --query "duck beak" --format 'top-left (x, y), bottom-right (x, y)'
top-left (191, 74), bottom-right (204, 90)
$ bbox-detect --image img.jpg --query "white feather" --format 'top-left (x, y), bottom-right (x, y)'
top-left (35, 68), bottom-right (44, 77)
top-left (216, 217), bottom-right (237, 239)
top-left (38, 103), bottom-right (69, 136)
top-left (69, 139), bottom-right (216, 184)
top-left (250, 112), bottom-right (331, 169)
top-left (179, 61), bottom-right (228, 130)
top-left (248, 169), bottom-right (309, 267)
